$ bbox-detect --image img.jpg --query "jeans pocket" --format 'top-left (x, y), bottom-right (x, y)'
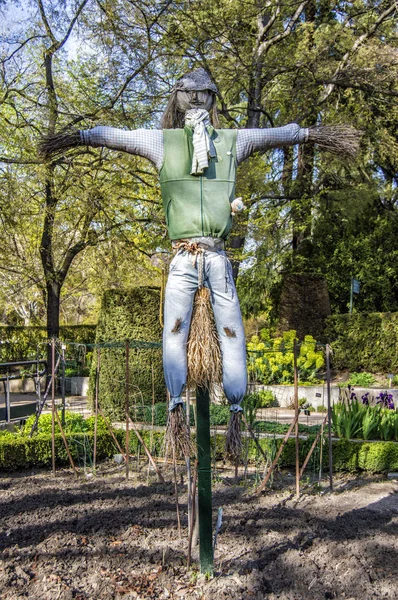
top-left (169, 251), bottom-right (184, 273)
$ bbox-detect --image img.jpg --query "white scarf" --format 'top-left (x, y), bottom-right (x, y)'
top-left (184, 109), bottom-right (217, 175)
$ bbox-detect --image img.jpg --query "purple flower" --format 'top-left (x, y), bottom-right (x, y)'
top-left (376, 391), bottom-right (395, 409)
top-left (362, 392), bottom-right (370, 405)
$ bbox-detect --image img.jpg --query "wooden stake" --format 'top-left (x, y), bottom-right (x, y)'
top-left (294, 339), bottom-right (300, 498)
top-left (241, 413), bottom-right (267, 460)
top-left (61, 345), bottom-right (66, 427)
top-left (187, 459), bottom-right (198, 569)
top-left (97, 405), bottom-right (127, 461)
top-left (125, 340), bottom-right (130, 480)
top-left (53, 405), bottom-right (79, 477)
top-left (51, 339), bottom-right (56, 477)
top-left (173, 446), bottom-right (181, 538)
top-left (255, 412), bottom-right (299, 495)
top-left (196, 385), bottom-right (213, 575)
top-left (299, 414), bottom-right (328, 478)
top-left (93, 348), bottom-right (100, 472)
top-left (326, 344), bottom-right (334, 491)
top-left (128, 416), bottom-right (165, 483)
top-left (186, 388), bottom-right (192, 540)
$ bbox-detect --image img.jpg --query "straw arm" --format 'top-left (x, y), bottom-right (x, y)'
top-left (39, 126), bottom-right (164, 168)
top-left (307, 125), bottom-right (362, 158)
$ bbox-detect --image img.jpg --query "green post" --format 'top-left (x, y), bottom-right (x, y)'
top-left (349, 277), bottom-right (353, 314)
top-left (196, 385), bottom-right (214, 575)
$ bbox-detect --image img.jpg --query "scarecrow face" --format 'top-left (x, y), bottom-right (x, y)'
top-left (176, 89), bottom-right (214, 113)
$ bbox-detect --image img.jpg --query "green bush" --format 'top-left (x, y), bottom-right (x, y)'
top-left (1, 424), bottom-right (397, 474)
top-left (347, 372), bottom-right (376, 387)
top-left (0, 429), bottom-right (125, 470)
top-left (89, 288), bottom-right (165, 420)
top-left (325, 312), bottom-right (398, 372)
top-left (247, 329), bottom-right (324, 385)
top-left (209, 404), bottom-right (230, 426)
top-left (256, 390), bottom-right (278, 408)
top-left (21, 411), bottom-right (108, 436)
top-left (254, 421), bottom-right (321, 435)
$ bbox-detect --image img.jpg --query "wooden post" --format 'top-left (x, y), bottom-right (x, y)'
top-left (97, 405), bottom-right (127, 461)
top-left (61, 344), bottom-right (66, 427)
top-left (51, 338), bottom-right (56, 477)
top-left (93, 348), bottom-right (100, 472)
top-left (294, 339), bottom-right (300, 498)
top-left (196, 385), bottom-right (213, 576)
top-left (53, 405), bottom-right (79, 477)
top-left (186, 388), bottom-right (192, 540)
top-left (256, 412), bottom-right (299, 495)
top-left (299, 414), bottom-right (328, 478)
top-left (326, 344), bottom-right (333, 491)
top-left (187, 459), bottom-right (198, 568)
top-left (125, 340), bottom-right (130, 480)
top-left (127, 416), bottom-right (165, 483)
top-left (5, 376), bottom-right (10, 423)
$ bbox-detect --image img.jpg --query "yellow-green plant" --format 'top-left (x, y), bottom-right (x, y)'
top-left (247, 329), bottom-right (324, 385)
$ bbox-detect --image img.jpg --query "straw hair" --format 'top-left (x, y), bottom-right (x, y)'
top-left (308, 125), bottom-right (361, 158)
top-left (165, 404), bottom-right (194, 460)
top-left (161, 91), bottom-right (219, 129)
top-left (187, 287), bottom-right (222, 389)
top-left (226, 411), bottom-right (242, 459)
top-left (39, 131), bottom-right (82, 157)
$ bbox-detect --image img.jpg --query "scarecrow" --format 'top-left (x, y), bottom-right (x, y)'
top-left (41, 68), bottom-right (360, 457)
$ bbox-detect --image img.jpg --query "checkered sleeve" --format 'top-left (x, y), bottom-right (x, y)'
top-left (80, 127), bottom-right (164, 170)
top-left (236, 124), bottom-right (309, 164)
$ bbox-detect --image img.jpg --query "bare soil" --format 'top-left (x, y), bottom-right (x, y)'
top-left (0, 466), bottom-right (397, 600)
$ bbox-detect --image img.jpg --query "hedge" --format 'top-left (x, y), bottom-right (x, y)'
top-left (325, 312), bottom-right (398, 372)
top-left (89, 288), bottom-right (165, 420)
top-left (0, 430), bottom-right (125, 470)
top-left (2, 429), bottom-right (398, 474)
top-left (0, 325), bottom-right (97, 362)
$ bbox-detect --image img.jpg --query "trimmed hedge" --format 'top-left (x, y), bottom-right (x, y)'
top-left (0, 325), bottom-right (97, 362)
top-left (0, 430), bottom-right (125, 470)
top-left (89, 288), bottom-right (165, 420)
top-left (2, 428), bottom-right (398, 474)
top-left (325, 312), bottom-right (398, 372)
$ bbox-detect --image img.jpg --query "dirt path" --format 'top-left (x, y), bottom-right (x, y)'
top-left (0, 467), bottom-right (397, 599)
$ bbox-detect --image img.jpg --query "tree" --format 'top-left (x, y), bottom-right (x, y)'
top-left (0, 0), bottom-right (171, 343)
top-left (160, 0), bottom-right (397, 316)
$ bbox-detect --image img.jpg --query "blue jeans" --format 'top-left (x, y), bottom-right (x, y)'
top-left (163, 248), bottom-right (247, 410)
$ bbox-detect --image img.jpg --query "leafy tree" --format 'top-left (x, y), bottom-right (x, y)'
top-left (0, 0), bottom-right (170, 340)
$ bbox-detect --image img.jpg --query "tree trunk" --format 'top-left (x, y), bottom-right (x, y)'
top-left (45, 280), bottom-right (61, 381)
top-left (47, 281), bottom-right (61, 339)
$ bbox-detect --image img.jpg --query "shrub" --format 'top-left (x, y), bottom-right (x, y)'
top-left (325, 312), bottom-right (398, 372)
top-left (209, 404), bottom-right (230, 426)
top-left (88, 288), bottom-right (165, 420)
top-left (1, 425), bottom-right (397, 474)
top-left (247, 329), bottom-right (324, 385)
top-left (21, 411), bottom-right (109, 436)
top-left (0, 429), bottom-right (125, 470)
top-left (347, 372), bottom-right (376, 387)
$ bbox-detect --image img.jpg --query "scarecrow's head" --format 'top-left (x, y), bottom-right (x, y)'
top-left (161, 68), bottom-right (219, 129)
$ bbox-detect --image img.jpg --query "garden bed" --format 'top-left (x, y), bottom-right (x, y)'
top-left (0, 467), bottom-right (397, 599)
